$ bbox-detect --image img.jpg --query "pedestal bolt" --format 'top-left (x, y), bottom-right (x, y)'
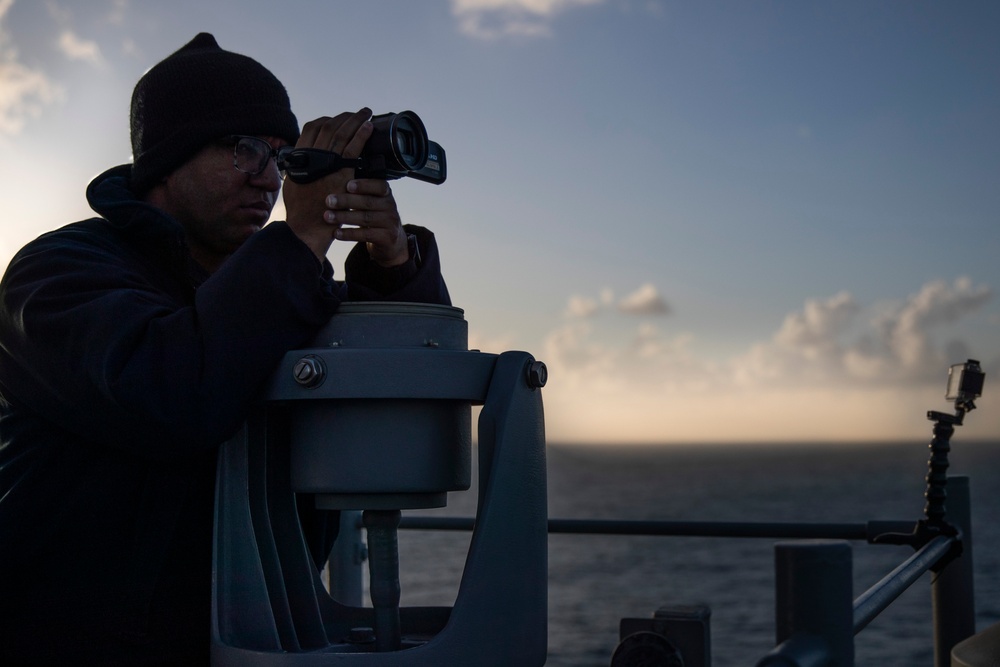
top-left (292, 355), bottom-right (325, 388)
top-left (527, 361), bottom-right (548, 389)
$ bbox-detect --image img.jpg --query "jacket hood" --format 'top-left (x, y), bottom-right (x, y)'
top-left (85, 164), bottom-right (190, 265)
top-left (87, 164), bottom-right (201, 273)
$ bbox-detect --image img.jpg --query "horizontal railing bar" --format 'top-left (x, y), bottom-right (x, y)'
top-left (549, 519), bottom-right (869, 539)
top-left (396, 516), bottom-right (914, 541)
top-left (852, 534), bottom-right (956, 634)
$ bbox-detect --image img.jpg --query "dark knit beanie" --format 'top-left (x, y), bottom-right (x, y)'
top-left (130, 33), bottom-right (300, 192)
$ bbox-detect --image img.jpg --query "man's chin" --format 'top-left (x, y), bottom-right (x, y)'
top-left (222, 224), bottom-right (263, 254)
top-left (237, 224), bottom-right (263, 244)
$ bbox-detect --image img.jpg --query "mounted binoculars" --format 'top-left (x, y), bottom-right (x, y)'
top-left (278, 110), bottom-right (447, 185)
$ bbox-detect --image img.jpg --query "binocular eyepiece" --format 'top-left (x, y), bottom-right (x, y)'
top-left (277, 110), bottom-right (447, 185)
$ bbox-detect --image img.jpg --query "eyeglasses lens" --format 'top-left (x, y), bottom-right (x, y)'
top-left (234, 137), bottom-right (272, 175)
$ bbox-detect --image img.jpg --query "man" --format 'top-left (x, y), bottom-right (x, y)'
top-left (0, 33), bottom-right (450, 665)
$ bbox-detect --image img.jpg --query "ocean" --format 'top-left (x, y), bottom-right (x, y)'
top-left (389, 439), bottom-right (1000, 666)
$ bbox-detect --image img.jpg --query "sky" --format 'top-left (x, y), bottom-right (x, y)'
top-left (1, 0), bottom-right (998, 444)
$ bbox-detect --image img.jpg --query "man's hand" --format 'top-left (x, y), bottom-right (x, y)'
top-left (281, 108), bottom-right (369, 261)
top-left (281, 108), bottom-right (408, 267)
top-left (325, 179), bottom-right (408, 267)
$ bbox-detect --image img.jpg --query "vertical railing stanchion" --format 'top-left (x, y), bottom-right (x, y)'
top-left (758, 540), bottom-right (854, 667)
top-left (932, 475), bottom-right (976, 667)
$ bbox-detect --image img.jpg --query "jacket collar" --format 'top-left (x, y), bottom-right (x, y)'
top-left (86, 164), bottom-right (208, 286)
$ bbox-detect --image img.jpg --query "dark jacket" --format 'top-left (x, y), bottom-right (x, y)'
top-left (0, 165), bottom-right (450, 665)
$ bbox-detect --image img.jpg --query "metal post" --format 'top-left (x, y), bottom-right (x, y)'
top-left (328, 510), bottom-right (365, 607)
top-left (363, 509), bottom-right (402, 652)
top-left (932, 476), bottom-right (976, 667)
top-left (759, 540), bottom-right (854, 667)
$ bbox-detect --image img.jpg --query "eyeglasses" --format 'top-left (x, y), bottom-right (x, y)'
top-left (222, 135), bottom-right (284, 177)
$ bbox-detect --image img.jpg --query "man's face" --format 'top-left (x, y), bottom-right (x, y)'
top-left (154, 136), bottom-right (286, 271)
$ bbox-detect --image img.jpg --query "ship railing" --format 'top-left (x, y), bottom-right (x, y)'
top-left (328, 474), bottom-right (975, 667)
top-left (324, 360), bottom-right (985, 665)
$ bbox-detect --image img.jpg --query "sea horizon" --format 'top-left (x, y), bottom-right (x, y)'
top-left (393, 439), bottom-right (1000, 666)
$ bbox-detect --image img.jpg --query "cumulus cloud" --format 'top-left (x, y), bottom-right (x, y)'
top-left (45, 2), bottom-right (104, 65)
top-left (564, 284), bottom-right (669, 319)
top-left (556, 278), bottom-right (993, 390)
top-left (850, 277), bottom-right (992, 379)
top-left (543, 294), bottom-right (710, 396)
top-left (57, 30), bottom-right (103, 65)
top-left (565, 295), bottom-right (600, 318)
top-left (617, 283), bottom-right (670, 316)
top-left (774, 291), bottom-right (858, 347)
top-left (0, 0), bottom-right (63, 136)
top-left (544, 320), bottom-right (624, 387)
top-left (734, 277), bottom-right (992, 388)
top-left (450, 0), bottom-right (604, 39)
top-left (555, 280), bottom-right (990, 390)
top-left (539, 277), bottom-right (996, 442)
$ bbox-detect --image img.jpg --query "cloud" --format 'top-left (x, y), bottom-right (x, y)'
top-left (553, 279), bottom-right (989, 389)
top-left (121, 37), bottom-right (138, 58)
top-left (451, 0), bottom-right (604, 39)
top-left (860, 277), bottom-right (992, 377)
top-left (44, 2), bottom-right (104, 65)
top-left (564, 284), bottom-right (669, 319)
top-left (734, 277), bottom-right (992, 388)
top-left (565, 295), bottom-right (600, 318)
top-left (43, 0), bottom-right (72, 24)
top-left (543, 317), bottom-right (703, 396)
top-left (0, 1), bottom-right (63, 136)
top-left (107, 0), bottom-right (127, 25)
top-left (0, 61), bottom-right (61, 136)
top-left (775, 291), bottom-right (859, 347)
top-left (538, 277), bottom-right (997, 442)
top-left (617, 283), bottom-right (670, 316)
top-left (57, 30), bottom-right (104, 65)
